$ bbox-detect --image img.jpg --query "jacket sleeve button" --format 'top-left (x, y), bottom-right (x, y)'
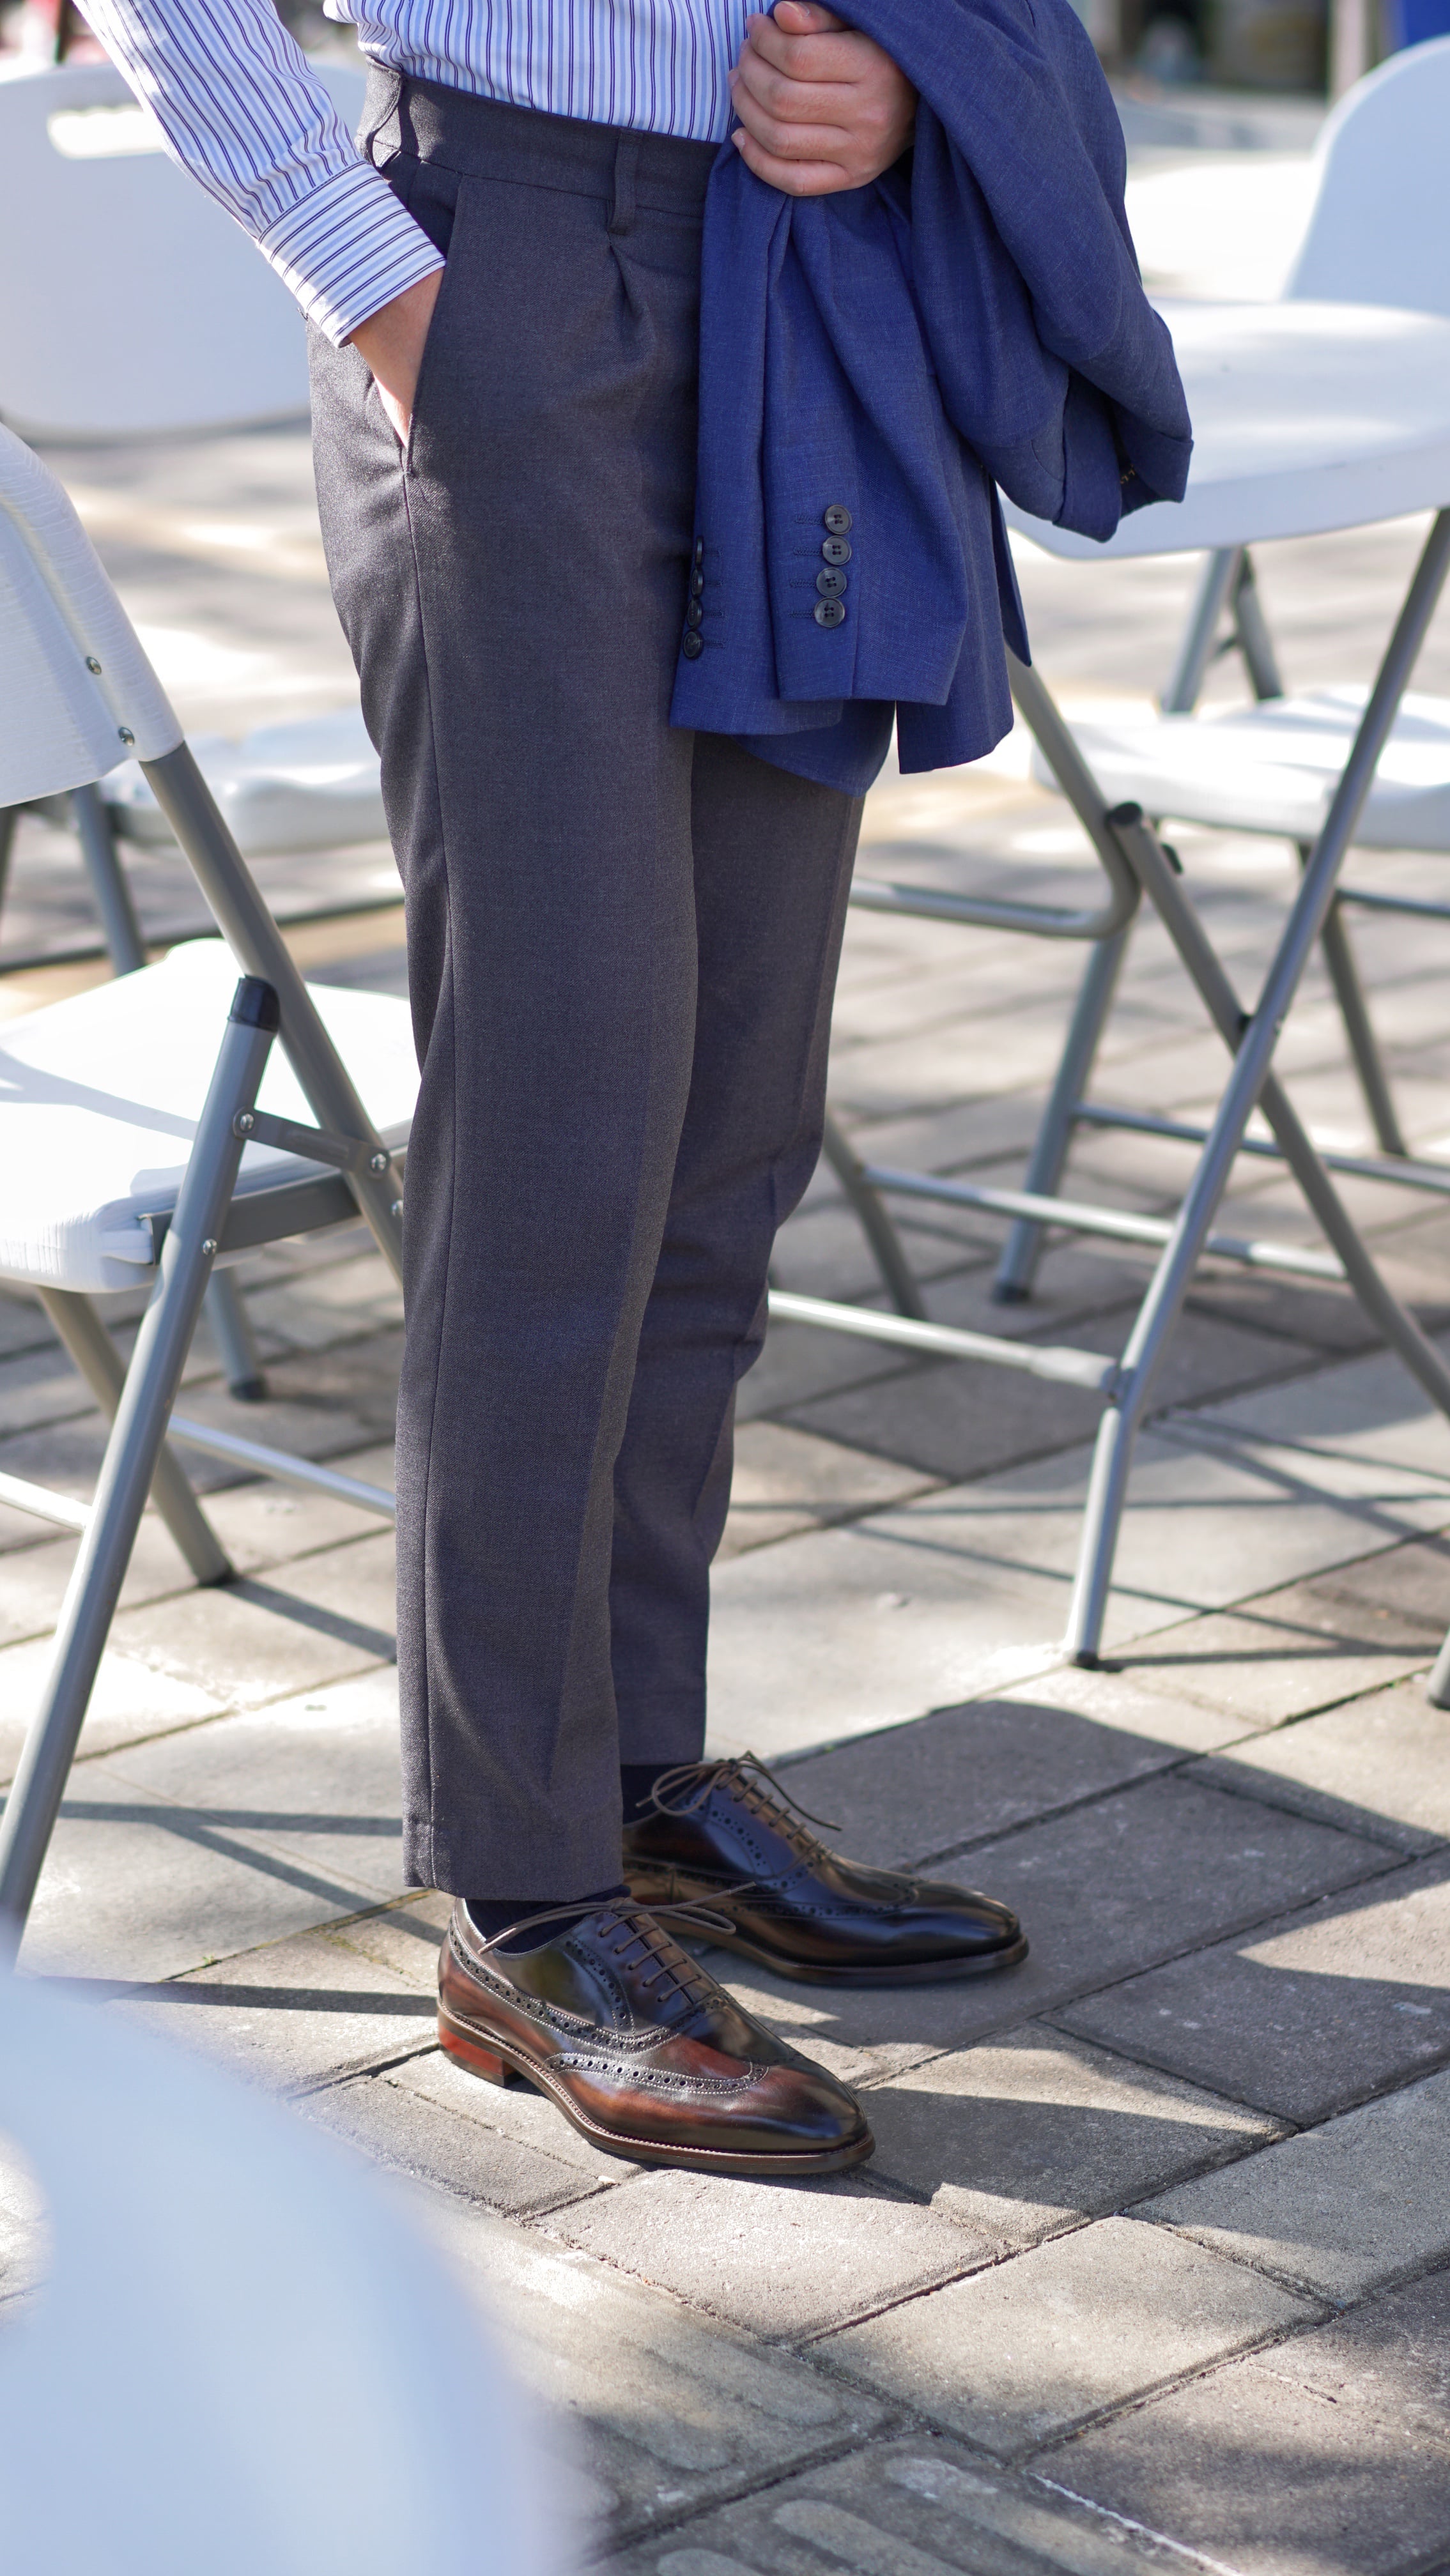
top-left (823, 505), bottom-right (853, 535)
top-left (682, 629), bottom-right (704, 659)
top-left (814, 598), bottom-right (846, 628)
top-left (821, 536), bottom-right (852, 566)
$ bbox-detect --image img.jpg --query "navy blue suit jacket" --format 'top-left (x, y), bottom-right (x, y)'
top-left (669, 0), bottom-right (1192, 794)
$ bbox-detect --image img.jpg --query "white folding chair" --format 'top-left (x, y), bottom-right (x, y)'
top-left (975, 37), bottom-right (1450, 1310)
top-left (0, 58), bottom-right (389, 1392)
top-left (837, 38), bottom-right (1450, 1334)
top-left (0, 420), bottom-right (413, 1948)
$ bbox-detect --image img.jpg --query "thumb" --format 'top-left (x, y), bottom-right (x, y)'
top-left (769, 2), bottom-right (848, 27)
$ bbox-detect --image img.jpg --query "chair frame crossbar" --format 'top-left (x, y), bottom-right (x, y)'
top-left (776, 512), bottom-right (1450, 1664)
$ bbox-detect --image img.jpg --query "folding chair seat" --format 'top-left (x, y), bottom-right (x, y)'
top-left (1032, 689), bottom-right (1450, 855)
top-left (102, 707), bottom-right (387, 862)
top-left (0, 418), bottom-right (410, 1947)
top-left (0, 937), bottom-right (413, 1300)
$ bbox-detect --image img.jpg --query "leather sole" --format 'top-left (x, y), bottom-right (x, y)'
top-left (700, 1924), bottom-right (1031, 1986)
top-left (437, 2005), bottom-right (876, 2177)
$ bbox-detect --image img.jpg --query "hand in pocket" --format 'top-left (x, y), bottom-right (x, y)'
top-left (348, 268), bottom-right (444, 445)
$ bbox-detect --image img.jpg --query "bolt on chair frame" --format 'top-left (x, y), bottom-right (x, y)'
top-left (774, 510), bottom-right (1450, 1664)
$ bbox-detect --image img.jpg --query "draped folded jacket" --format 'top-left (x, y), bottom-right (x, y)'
top-left (668, 0), bottom-right (1193, 794)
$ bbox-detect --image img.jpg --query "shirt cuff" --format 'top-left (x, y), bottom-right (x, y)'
top-left (258, 157), bottom-right (445, 346)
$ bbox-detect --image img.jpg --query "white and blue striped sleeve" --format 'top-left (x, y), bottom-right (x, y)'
top-left (77, 0), bottom-right (443, 344)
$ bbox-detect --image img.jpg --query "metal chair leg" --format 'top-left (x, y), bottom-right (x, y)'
top-left (204, 1268), bottom-right (267, 1402)
top-left (1162, 548), bottom-right (1243, 713)
top-left (1427, 1628), bottom-right (1450, 1710)
top-left (992, 924), bottom-right (1132, 1303)
top-left (0, 978), bottom-right (279, 1942)
top-left (821, 1112), bottom-right (926, 1319)
top-left (38, 1287), bottom-right (231, 1586)
top-left (1304, 847), bottom-right (1410, 1159)
top-left (0, 805), bottom-right (17, 922)
top-left (70, 783), bottom-right (146, 976)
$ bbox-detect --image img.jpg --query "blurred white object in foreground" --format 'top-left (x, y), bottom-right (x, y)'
top-left (0, 1969), bottom-right (563, 2576)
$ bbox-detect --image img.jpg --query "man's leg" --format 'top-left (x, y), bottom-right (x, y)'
top-left (610, 733), bottom-right (863, 1756)
top-left (309, 96), bottom-right (710, 1902)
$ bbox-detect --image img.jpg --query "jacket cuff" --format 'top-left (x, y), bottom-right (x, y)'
top-left (258, 158), bottom-right (445, 346)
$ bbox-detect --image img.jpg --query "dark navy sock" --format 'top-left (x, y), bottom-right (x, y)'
top-left (620, 1761), bottom-right (687, 1827)
top-left (463, 1883), bottom-right (629, 1954)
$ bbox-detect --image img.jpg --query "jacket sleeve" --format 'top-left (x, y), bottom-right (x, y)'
top-left (77, 0), bottom-right (443, 344)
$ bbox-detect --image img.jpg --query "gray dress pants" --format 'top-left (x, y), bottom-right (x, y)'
top-left (309, 77), bottom-right (864, 1900)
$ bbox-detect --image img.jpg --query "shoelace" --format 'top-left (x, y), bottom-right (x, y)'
top-left (470, 1895), bottom-right (735, 2021)
top-left (648, 1751), bottom-right (841, 1875)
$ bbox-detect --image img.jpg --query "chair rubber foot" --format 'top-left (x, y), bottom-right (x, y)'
top-left (990, 1282), bottom-right (1031, 1307)
top-left (227, 1376), bottom-right (267, 1403)
top-left (438, 2013), bottom-right (524, 2089)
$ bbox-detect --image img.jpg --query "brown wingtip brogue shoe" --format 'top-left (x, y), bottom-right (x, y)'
top-left (437, 1897), bottom-right (874, 2177)
top-left (622, 1754), bottom-right (1029, 1986)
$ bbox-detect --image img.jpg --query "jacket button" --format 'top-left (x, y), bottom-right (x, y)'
top-left (817, 567), bottom-right (847, 598)
top-left (821, 536), bottom-right (852, 566)
top-left (814, 598), bottom-right (846, 628)
top-left (690, 569), bottom-right (705, 596)
top-left (685, 599), bottom-right (704, 628)
top-left (682, 629), bottom-right (704, 659)
top-left (823, 504), bottom-right (852, 535)
top-left (694, 537), bottom-right (704, 565)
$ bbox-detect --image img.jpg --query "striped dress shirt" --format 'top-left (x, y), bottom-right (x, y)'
top-left (77, 0), bottom-right (750, 344)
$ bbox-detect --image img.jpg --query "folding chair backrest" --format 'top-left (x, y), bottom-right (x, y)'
top-left (0, 59), bottom-right (366, 438)
top-left (1284, 35), bottom-right (1450, 316)
top-left (0, 419), bottom-right (178, 804)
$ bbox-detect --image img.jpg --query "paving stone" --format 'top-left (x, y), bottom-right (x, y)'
top-left (105, 1529), bottom-right (395, 1708)
top-left (1059, 1851), bottom-right (1450, 2124)
top-left (196, 1439), bottom-right (396, 1574)
top-left (305, 2061), bottom-right (610, 2217)
top-left (709, 1431), bottom-right (1450, 1763)
top-left (98, 1667), bottom-right (404, 1900)
top-left (1263, 2258), bottom-right (1450, 2439)
top-left (718, 1422), bottom-right (938, 1564)
top-left (406, 2181), bottom-right (888, 2547)
top-left (112, 1918), bottom-right (436, 2092)
top-left (1189, 1678), bottom-right (1450, 1855)
top-left (1123, 1529), bottom-right (1450, 1731)
top-left (821, 2214), bottom-right (1316, 2460)
top-left (0, 2135), bottom-right (47, 2314)
top-left (780, 1310), bottom-right (1311, 1488)
top-left (863, 2027), bottom-right (1283, 2244)
top-left (606, 2435), bottom-right (1176, 2575)
top-left (330, 1887), bottom-right (451, 1987)
top-left (1140, 2065), bottom-right (1450, 2304)
top-left (996, 1654), bottom-right (1250, 1756)
top-left (545, 2166), bottom-right (981, 2341)
top-left (775, 1693), bottom-right (1192, 1873)
top-left (706, 1772), bottom-right (1392, 2058)
top-left (1185, 1334), bottom-right (1450, 1484)
top-left (0, 1636), bottom-right (227, 1786)
top-left (1057, 2350), bottom-right (1450, 2576)
top-left (14, 1763), bottom-right (370, 1982)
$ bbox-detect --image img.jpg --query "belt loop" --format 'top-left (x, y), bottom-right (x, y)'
top-left (608, 135), bottom-right (640, 237)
